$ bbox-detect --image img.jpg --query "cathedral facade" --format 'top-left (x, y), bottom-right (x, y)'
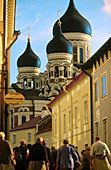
top-left (10, 0), bottom-right (92, 146)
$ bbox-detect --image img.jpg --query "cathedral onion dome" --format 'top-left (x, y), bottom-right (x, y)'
top-left (17, 38), bottom-right (41, 68)
top-left (53, 0), bottom-right (92, 36)
top-left (46, 22), bottom-right (73, 54)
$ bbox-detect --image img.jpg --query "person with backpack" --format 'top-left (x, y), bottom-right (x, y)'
top-left (14, 139), bottom-right (27, 170)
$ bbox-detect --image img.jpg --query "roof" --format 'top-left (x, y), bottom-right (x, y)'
top-left (35, 115), bottom-right (52, 135)
top-left (10, 114), bottom-right (52, 134)
top-left (10, 116), bottom-right (42, 132)
top-left (11, 83), bottom-right (50, 101)
top-left (84, 37), bottom-right (111, 69)
top-left (17, 38), bottom-right (41, 68)
top-left (48, 72), bottom-right (85, 107)
top-left (53, 0), bottom-right (92, 36)
top-left (46, 24), bottom-right (73, 54)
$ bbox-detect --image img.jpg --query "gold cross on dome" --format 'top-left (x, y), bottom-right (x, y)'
top-left (28, 26), bottom-right (30, 39)
top-left (57, 8), bottom-right (61, 26)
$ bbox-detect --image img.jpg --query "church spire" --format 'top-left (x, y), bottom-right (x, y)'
top-left (28, 26), bottom-right (30, 42)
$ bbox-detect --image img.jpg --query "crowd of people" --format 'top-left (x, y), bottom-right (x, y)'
top-left (0, 131), bottom-right (111, 170)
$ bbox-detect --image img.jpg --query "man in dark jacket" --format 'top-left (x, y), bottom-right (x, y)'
top-left (0, 131), bottom-right (15, 170)
top-left (29, 137), bottom-right (48, 170)
top-left (56, 139), bottom-right (81, 170)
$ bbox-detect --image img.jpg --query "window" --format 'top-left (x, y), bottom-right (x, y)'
top-left (74, 107), bottom-right (78, 128)
top-left (22, 116), bottom-right (26, 124)
top-left (64, 66), bottom-right (67, 78)
top-left (73, 72), bottom-right (76, 78)
top-left (24, 78), bottom-right (27, 88)
top-left (102, 74), bottom-right (107, 97)
top-left (64, 114), bottom-right (66, 133)
top-left (31, 78), bottom-right (35, 89)
top-left (84, 101), bottom-right (88, 124)
top-left (14, 116), bottom-right (18, 128)
top-left (95, 81), bottom-right (99, 101)
top-left (95, 122), bottom-right (98, 137)
top-left (27, 133), bottom-right (31, 142)
top-left (68, 111), bottom-right (71, 131)
top-left (13, 134), bottom-right (16, 144)
top-left (73, 47), bottom-right (77, 62)
top-left (80, 48), bottom-right (83, 63)
top-left (55, 66), bottom-right (59, 77)
top-left (103, 119), bottom-right (107, 143)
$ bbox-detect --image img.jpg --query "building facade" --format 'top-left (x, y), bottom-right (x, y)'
top-left (84, 38), bottom-right (111, 150)
top-left (48, 72), bottom-right (91, 153)
top-left (0, 0), bottom-right (19, 136)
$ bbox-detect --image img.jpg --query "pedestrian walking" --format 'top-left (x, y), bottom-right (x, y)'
top-left (18, 139), bottom-right (27, 170)
top-left (50, 146), bottom-right (57, 170)
top-left (56, 139), bottom-right (81, 170)
top-left (0, 131), bottom-right (16, 170)
top-left (77, 150), bottom-right (85, 170)
top-left (82, 147), bottom-right (90, 170)
top-left (90, 136), bottom-right (111, 170)
top-left (28, 137), bottom-right (48, 170)
top-left (42, 140), bottom-right (51, 170)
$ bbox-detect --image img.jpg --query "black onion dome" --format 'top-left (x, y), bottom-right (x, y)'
top-left (53, 0), bottom-right (92, 36)
top-left (17, 38), bottom-right (41, 68)
top-left (46, 23), bottom-right (73, 54)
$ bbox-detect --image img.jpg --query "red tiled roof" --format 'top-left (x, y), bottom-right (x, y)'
top-left (10, 116), bottom-right (41, 132)
top-left (47, 72), bottom-right (85, 107)
top-left (36, 127), bottom-right (52, 135)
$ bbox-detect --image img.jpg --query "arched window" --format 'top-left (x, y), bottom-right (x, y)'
top-left (64, 66), bottom-right (67, 78)
top-left (22, 116), bottom-right (26, 124)
top-left (73, 47), bottom-right (77, 62)
top-left (55, 66), bottom-right (59, 77)
top-left (31, 78), bottom-right (35, 89)
top-left (80, 48), bottom-right (83, 63)
top-left (24, 78), bottom-right (27, 88)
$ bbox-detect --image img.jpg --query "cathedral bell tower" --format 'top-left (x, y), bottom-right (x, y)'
top-left (53, 0), bottom-right (92, 67)
top-left (17, 37), bottom-right (41, 89)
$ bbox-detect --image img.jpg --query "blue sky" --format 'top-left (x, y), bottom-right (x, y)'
top-left (10, 0), bottom-right (111, 84)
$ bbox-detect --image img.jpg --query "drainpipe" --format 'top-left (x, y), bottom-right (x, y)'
top-left (81, 66), bottom-right (93, 145)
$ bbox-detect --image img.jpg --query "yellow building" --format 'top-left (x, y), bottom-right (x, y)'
top-left (48, 72), bottom-right (91, 153)
top-left (84, 37), bottom-right (111, 149)
top-left (10, 115), bottom-right (52, 148)
top-left (0, 0), bottom-right (19, 136)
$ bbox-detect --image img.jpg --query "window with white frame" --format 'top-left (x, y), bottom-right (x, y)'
top-left (103, 119), bottom-right (107, 144)
top-left (101, 74), bottom-right (107, 97)
top-left (95, 81), bottom-right (99, 101)
top-left (27, 132), bottom-right (31, 142)
top-left (95, 122), bottom-right (98, 137)
top-left (80, 48), bottom-right (83, 63)
top-left (74, 107), bottom-right (78, 128)
top-left (22, 116), bottom-right (26, 124)
top-left (63, 114), bottom-right (66, 133)
top-left (84, 101), bottom-right (88, 124)
top-left (13, 134), bottom-right (16, 144)
top-left (24, 78), bottom-right (27, 88)
top-left (68, 111), bottom-right (71, 131)
top-left (31, 78), bottom-right (35, 89)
